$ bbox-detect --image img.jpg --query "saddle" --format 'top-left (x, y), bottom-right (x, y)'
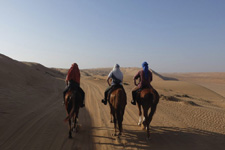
top-left (67, 80), bottom-right (80, 96)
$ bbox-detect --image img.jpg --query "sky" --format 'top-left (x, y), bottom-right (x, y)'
top-left (0, 0), bottom-right (225, 72)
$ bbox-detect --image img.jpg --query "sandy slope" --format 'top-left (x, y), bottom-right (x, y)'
top-left (1, 54), bottom-right (225, 150)
top-left (162, 72), bottom-right (225, 98)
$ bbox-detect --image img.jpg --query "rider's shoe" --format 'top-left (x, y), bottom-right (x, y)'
top-left (102, 99), bottom-right (107, 105)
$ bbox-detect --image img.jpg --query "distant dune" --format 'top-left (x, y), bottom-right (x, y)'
top-left (80, 67), bottom-right (165, 82)
top-left (162, 72), bottom-right (225, 98)
top-left (1, 53), bottom-right (225, 150)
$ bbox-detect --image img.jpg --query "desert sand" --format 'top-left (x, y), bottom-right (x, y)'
top-left (0, 54), bottom-right (225, 150)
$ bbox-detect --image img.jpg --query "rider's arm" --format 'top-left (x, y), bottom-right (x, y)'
top-left (107, 77), bottom-right (111, 86)
top-left (107, 70), bottom-right (113, 86)
top-left (65, 75), bottom-right (69, 85)
top-left (133, 71), bottom-right (140, 86)
top-left (134, 79), bottom-right (138, 86)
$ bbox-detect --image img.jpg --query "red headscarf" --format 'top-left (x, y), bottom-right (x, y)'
top-left (66, 63), bottom-right (80, 84)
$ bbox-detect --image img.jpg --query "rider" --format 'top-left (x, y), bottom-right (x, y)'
top-left (102, 64), bottom-right (124, 105)
top-left (63, 63), bottom-right (85, 107)
top-left (131, 61), bottom-right (152, 105)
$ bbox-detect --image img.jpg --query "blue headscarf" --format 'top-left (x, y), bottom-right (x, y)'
top-left (142, 61), bottom-right (149, 80)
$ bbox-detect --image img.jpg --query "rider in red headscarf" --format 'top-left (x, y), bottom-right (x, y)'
top-left (66, 63), bottom-right (80, 85)
top-left (63, 63), bottom-right (85, 107)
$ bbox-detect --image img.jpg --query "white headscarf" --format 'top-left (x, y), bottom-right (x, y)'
top-left (108, 64), bottom-right (123, 85)
top-left (113, 64), bottom-right (120, 71)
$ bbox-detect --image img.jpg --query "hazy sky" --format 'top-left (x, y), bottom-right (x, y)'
top-left (1, 0), bottom-right (225, 72)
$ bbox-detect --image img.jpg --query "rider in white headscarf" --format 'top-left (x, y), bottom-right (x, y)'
top-left (102, 64), bottom-right (124, 105)
top-left (108, 64), bottom-right (123, 85)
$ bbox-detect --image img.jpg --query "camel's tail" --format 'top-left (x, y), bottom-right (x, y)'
top-left (64, 107), bottom-right (74, 122)
top-left (147, 89), bottom-right (159, 123)
top-left (64, 95), bottom-right (76, 122)
top-left (116, 89), bottom-right (126, 121)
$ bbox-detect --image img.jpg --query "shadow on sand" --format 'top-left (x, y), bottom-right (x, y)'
top-left (92, 125), bottom-right (225, 150)
top-left (60, 107), bottom-right (94, 150)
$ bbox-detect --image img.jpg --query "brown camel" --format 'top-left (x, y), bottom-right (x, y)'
top-left (109, 87), bottom-right (127, 136)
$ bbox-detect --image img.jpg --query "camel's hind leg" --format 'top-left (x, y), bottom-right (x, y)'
top-left (117, 109), bottom-right (124, 136)
top-left (142, 108), bottom-right (150, 138)
top-left (110, 106), bottom-right (117, 136)
top-left (68, 119), bottom-right (72, 138)
top-left (137, 103), bottom-right (142, 126)
top-left (73, 111), bottom-right (79, 133)
top-left (148, 89), bottom-right (159, 125)
top-left (145, 106), bottom-right (157, 139)
top-left (149, 105), bottom-right (157, 125)
top-left (109, 104), bottom-right (113, 123)
top-left (113, 114), bottom-right (117, 136)
top-left (72, 116), bottom-right (77, 132)
top-left (110, 109), bottom-right (113, 123)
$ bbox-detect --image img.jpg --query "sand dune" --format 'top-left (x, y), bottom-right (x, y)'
top-left (0, 54), bottom-right (225, 150)
top-left (162, 72), bottom-right (225, 99)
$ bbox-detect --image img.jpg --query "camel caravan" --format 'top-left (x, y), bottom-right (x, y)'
top-left (63, 62), bottom-right (159, 139)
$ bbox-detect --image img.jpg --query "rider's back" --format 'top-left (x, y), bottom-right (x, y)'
top-left (66, 63), bottom-right (80, 85)
top-left (134, 70), bottom-right (152, 88)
